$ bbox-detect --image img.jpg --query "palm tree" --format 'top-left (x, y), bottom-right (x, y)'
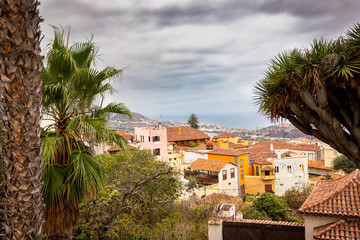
top-left (254, 23), bottom-right (360, 168)
top-left (0, 0), bottom-right (44, 239)
top-left (41, 28), bottom-right (131, 238)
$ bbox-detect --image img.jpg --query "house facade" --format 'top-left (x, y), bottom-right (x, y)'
top-left (134, 123), bottom-right (168, 162)
top-left (207, 148), bottom-right (249, 195)
top-left (273, 157), bottom-right (308, 195)
top-left (188, 158), bottom-right (239, 196)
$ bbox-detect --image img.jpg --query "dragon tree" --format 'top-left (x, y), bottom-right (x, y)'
top-left (254, 23), bottom-right (360, 168)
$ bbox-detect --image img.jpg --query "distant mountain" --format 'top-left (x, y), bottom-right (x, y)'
top-left (254, 125), bottom-right (313, 139)
top-left (110, 112), bottom-right (151, 122)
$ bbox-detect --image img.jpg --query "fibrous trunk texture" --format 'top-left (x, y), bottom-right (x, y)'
top-left (0, 0), bottom-right (44, 239)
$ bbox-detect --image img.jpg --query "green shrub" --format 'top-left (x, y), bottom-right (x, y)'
top-left (253, 192), bottom-right (289, 221)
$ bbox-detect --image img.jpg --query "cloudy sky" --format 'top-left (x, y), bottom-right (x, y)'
top-left (39, 0), bottom-right (360, 129)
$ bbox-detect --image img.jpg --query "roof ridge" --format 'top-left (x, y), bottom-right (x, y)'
top-left (302, 170), bottom-right (360, 211)
top-left (314, 220), bottom-right (345, 238)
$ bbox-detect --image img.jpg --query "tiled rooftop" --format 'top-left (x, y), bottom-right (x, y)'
top-left (248, 145), bottom-right (275, 165)
top-left (313, 220), bottom-right (360, 240)
top-left (228, 142), bottom-right (248, 149)
top-left (225, 218), bottom-right (304, 227)
top-left (208, 148), bottom-right (248, 156)
top-left (299, 169), bottom-right (360, 218)
top-left (308, 160), bottom-right (333, 170)
top-left (167, 126), bottom-right (209, 142)
top-left (189, 158), bottom-right (233, 172)
top-left (253, 140), bottom-right (320, 151)
top-left (309, 174), bottom-right (344, 182)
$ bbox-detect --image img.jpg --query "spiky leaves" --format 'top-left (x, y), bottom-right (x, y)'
top-left (0, 0), bottom-right (44, 239)
top-left (41, 28), bottom-right (131, 238)
top-left (254, 23), bottom-right (360, 168)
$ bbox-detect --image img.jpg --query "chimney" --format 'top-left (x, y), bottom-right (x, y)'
top-left (157, 122), bottom-right (162, 129)
top-left (270, 144), bottom-right (273, 151)
top-left (178, 127), bottom-right (181, 134)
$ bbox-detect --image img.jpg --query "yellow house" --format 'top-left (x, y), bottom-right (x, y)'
top-left (207, 148), bottom-right (250, 195)
top-left (212, 133), bottom-right (239, 144)
top-left (243, 145), bottom-right (276, 195)
top-left (167, 149), bottom-right (186, 175)
top-left (245, 160), bottom-right (275, 195)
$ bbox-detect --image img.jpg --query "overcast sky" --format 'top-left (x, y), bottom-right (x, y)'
top-left (39, 0), bottom-right (360, 129)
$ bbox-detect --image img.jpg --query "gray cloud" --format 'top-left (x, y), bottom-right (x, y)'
top-left (39, 0), bottom-right (360, 128)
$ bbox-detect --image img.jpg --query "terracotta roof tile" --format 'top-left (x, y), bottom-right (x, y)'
top-left (309, 174), bottom-right (344, 182)
top-left (299, 169), bottom-right (360, 218)
top-left (225, 218), bottom-right (304, 227)
top-left (120, 133), bottom-right (133, 141)
top-left (173, 143), bottom-right (220, 152)
top-left (213, 133), bottom-right (238, 139)
top-left (313, 220), bottom-right (360, 240)
top-left (308, 160), bottom-right (333, 170)
top-left (254, 140), bottom-right (320, 151)
top-left (167, 126), bottom-right (209, 142)
top-left (188, 158), bottom-right (233, 172)
top-left (208, 148), bottom-right (248, 156)
top-left (228, 142), bottom-right (248, 149)
top-left (248, 146), bottom-right (275, 165)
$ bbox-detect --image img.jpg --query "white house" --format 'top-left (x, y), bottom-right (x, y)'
top-left (273, 156), bottom-right (308, 195)
top-left (188, 158), bottom-right (239, 196)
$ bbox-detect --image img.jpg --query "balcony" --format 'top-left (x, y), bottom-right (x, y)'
top-left (262, 175), bottom-right (275, 180)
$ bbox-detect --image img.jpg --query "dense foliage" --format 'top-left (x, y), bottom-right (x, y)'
top-left (242, 205), bottom-right (271, 220)
top-left (254, 23), bottom-right (360, 168)
top-left (253, 193), bottom-right (289, 221)
top-left (332, 155), bottom-right (358, 173)
top-left (282, 184), bottom-right (313, 209)
top-left (188, 114), bottom-right (200, 129)
top-left (74, 150), bottom-right (208, 239)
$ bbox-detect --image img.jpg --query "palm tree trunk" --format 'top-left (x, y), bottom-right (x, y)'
top-left (0, 0), bottom-right (44, 239)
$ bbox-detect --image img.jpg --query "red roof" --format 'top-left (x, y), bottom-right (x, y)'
top-left (248, 145), bottom-right (275, 165)
top-left (228, 142), bottom-right (247, 149)
top-left (224, 219), bottom-right (304, 227)
top-left (208, 148), bottom-right (248, 156)
top-left (309, 174), bottom-right (343, 182)
top-left (313, 220), bottom-right (360, 240)
top-left (308, 160), bottom-right (333, 170)
top-left (254, 140), bottom-right (320, 151)
top-left (166, 126), bottom-right (209, 142)
top-left (299, 169), bottom-right (360, 218)
top-left (189, 158), bottom-right (233, 172)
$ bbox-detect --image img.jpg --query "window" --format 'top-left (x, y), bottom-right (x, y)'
top-left (240, 159), bottom-right (243, 168)
top-left (148, 136), bottom-right (150, 142)
top-left (280, 183), bottom-right (284, 186)
top-left (275, 166), bottom-right (279, 173)
top-left (140, 136), bottom-right (144, 143)
top-left (256, 167), bottom-right (259, 176)
top-left (287, 165), bottom-right (292, 173)
top-left (248, 160), bottom-right (253, 166)
top-left (222, 170), bottom-right (227, 180)
top-left (207, 144), bottom-right (213, 150)
top-left (265, 171), bottom-right (270, 176)
top-left (241, 170), bottom-right (244, 180)
top-left (153, 148), bottom-right (160, 156)
top-left (230, 168), bottom-right (235, 178)
top-left (300, 164), bottom-right (304, 171)
top-left (153, 136), bottom-right (160, 142)
top-left (308, 153), bottom-right (314, 160)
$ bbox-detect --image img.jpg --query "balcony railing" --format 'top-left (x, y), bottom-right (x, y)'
top-left (262, 175), bottom-right (275, 180)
